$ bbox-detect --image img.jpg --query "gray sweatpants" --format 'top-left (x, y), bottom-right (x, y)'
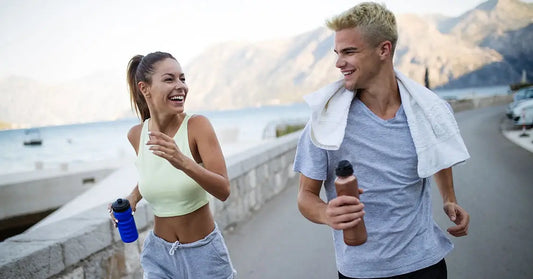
top-left (140, 224), bottom-right (236, 278)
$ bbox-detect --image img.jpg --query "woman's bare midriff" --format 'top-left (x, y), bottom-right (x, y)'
top-left (153, 203), bottom-right (215, 243)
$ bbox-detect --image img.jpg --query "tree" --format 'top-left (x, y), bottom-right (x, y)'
top-left (424, 67), bottom-right (430, 90)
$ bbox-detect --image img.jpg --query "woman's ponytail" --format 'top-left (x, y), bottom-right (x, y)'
top-left (127, 55), bottom-right (150, 121)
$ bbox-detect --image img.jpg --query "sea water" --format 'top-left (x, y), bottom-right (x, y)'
top-left (434, 85), bottom-right (510, 100)
top-left (0, 85), bottom-right (511, 177)
top-left (0, 103), bottom-right (310, 176)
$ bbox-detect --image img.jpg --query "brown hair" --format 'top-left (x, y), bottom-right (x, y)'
top-left (126, 51), bottom-right (176, 121)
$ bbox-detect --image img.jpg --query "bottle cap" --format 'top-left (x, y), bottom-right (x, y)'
top-left (335, 160), bottom-right (354, 176)
top-left (111, 198), bottom-right (131, 212)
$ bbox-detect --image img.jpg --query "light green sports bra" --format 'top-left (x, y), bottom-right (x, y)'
top-left (136, 114), bottom-right (210, 217)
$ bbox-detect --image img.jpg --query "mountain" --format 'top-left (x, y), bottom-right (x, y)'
top-left (394, 14), bottom-right (503, 86)
top-left (1, 0), bottom-right (532, 127)
top-left (184, 15), bottom-right (505, 110)
top-left (441, 23), bottom-right (533, 89)
top-left (435, 0), bottom-right (533, 45)
top-left (185, 28), bottom-right (340, 111)
top-left (0, 73), bottom-right (134, 128)
top-left (481, 23), bottom-right (533, 81)
top-left (182, 0), bottom-right (532, 108)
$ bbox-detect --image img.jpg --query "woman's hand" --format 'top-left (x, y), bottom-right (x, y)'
top-left (147, 131), bottom-right (189, 170)
top-left (107, 203), bottom-right (118, 228)
top-left (107, 188), bottom-right (141, 228)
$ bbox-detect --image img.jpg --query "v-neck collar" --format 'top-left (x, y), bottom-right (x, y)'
top-left (355, 98), bottom-right (404, 124)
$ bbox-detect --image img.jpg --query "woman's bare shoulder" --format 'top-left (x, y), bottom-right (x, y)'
top-left (127, 123), bottom-right (143, 152)
top-left (188, 114), bottom-right (212, 129)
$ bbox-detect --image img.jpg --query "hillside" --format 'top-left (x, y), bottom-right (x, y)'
top-left (394, 14), bottom-right (503, 87)
top-left (0, 73), bottom-right (133, 128)
top-left (443, 0), bottom-right (533, 45)
top-left (184, 28), bottom-right (340, 111)
top-left (185, 0), bottom-right (532, 110)
top-left (481, 23), bottom-right (533, 81)
top-left (1, 0), bottom-right (532, 127)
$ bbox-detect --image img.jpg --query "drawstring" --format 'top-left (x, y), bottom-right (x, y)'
top-left (169, 241), bottom-right (180, 255)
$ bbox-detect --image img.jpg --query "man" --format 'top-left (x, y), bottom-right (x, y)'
top-left (293, 2), bottom-right (470, 279)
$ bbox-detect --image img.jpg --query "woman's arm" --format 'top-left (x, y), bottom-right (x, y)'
top-left (109, 124), bottom-right (144, 224)
top-left (126, 124), bottom-right (144, 208)
top-left (185, 114), bottom-right (230, 201)
top-left (147, 115), bottom-right (230, 201)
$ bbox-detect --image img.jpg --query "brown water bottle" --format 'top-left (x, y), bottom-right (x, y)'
top-left (335, 160), bottom-right (367, 246)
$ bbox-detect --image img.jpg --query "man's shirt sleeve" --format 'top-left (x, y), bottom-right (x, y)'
top-left (293, 123), bottom-right (328, 181)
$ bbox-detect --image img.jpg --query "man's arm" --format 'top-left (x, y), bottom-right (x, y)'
top-left (433, 167), bottom-right (470, 237)
top-left (297, 174), bottom-right (364, 230)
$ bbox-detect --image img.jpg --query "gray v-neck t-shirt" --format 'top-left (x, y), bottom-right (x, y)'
top-left (294, 98), bottom-right (453, 278)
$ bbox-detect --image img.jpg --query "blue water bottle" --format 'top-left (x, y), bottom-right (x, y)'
top-left (111, 198), bottom-right (138, 243)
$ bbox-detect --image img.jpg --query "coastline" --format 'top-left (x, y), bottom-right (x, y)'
top-left (0, 93), bottom-right (517, 240)
top-left (3, 95), bottom-right (532, 278)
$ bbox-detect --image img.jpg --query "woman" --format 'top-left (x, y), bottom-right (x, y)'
top-left (113, 51), bottom-right (236, 278)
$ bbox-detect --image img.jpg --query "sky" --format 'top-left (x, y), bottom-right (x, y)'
top-left (1, 0), bottom-right (532, 83)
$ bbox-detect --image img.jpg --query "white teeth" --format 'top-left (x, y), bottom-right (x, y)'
top-left (342, 71), bottom-right (354, 76)
top-left (170, 96), bottom-right (184, 101)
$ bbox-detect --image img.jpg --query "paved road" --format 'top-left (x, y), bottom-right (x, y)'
top-left (225, 105), bottom-right (533, 279)
top-left (434, 105), bottom-right (533, 278)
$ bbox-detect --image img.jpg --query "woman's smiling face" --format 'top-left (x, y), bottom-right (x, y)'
top-left (143, 58), bottom-right (188, 114)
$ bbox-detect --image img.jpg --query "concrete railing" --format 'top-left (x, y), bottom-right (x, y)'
top-left (0, 94), bottom-right (514, 278)
top-left (0, 168), bottom-right (116, 221)
top-left (448, 94), bottom-right (513, 113)
top-left (0, 131), bottom-right (301, 279)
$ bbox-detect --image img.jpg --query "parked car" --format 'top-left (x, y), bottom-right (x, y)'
top-left (506, 86), bottom-right (533, 118)
top-left (509, 98), bottom-right (533, 126)
top-left (514, 105), bottom-right (533, 127)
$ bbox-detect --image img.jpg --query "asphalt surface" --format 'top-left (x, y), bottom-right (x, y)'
top-left (225, 105), bottom-right (533, 279)
top-left (433, 105), bottom-right (533, 279)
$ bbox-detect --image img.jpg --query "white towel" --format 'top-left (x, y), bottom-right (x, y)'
top-left (303, 70), bottom-right (470, 178)
top-left (303, 79), bottom-right (354, 150)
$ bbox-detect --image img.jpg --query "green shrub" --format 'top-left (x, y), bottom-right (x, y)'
top-left (276, 124), bottom-right (305, 137)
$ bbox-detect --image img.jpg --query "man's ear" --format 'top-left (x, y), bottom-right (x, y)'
top-left (378, 41), bottom-right (392, 60)
top-left (138, 81), bottom-right (150, 98)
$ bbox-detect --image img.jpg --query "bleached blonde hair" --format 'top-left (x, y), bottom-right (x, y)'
top-left (326, 2), bottom-right (398, 53)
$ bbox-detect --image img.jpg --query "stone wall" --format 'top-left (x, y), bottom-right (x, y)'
top-left (0, 131), bottom-right (301, 279)
top-left (0, 168), bottom-right (116, 221)
top-left (448, 94), bottom-right (513, 113)
top-left (0, 94), bottom-right (514, 278)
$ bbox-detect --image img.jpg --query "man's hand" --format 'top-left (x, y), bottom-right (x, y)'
top-left (443, 202), bottom-right (469, 237)
top-left (325, 195), bottom-right (365, 230)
